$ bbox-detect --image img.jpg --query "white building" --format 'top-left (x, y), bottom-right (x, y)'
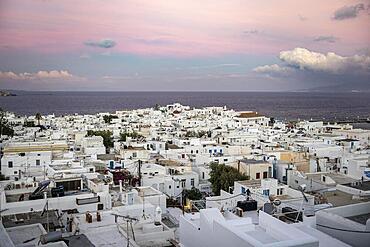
top-left (179, 208), bottom-right (348, 247)
top-left (81, 136), bottom-right (106, 155)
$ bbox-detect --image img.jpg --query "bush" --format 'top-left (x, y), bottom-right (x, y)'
top-left (119, 131), bottom-right (144, 141)
top-left (87, 130), bottom-right (113, 149)
top-left (183, 187), bottom-right (202, 200)
top-left (209, 162), bottom-right (248, 195)
top-left (103, 115), bottom-right (118, 124)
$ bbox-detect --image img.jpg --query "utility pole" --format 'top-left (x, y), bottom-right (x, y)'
top-left (142, 190), bottom-right (146, 219)
top-left (138, 160), bottom-right (142, 187)
top-left (126, 219), bottom-right (130, 247)
top-left (181, 189), bottom-right (185, 215)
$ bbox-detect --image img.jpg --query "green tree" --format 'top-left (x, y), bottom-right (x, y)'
top-left (119, 131), bottom-right (144, 141)
top-left (0, 108), bottom-right (14, 137)
top-left (87, 130), bottom-right (113, 149)
top-left (185, 130), bottom-right (207, 138)
top-left (154, 104), bottom-right (161, 111)
top-left (24, 121), bottom-right (35, 127)
top-left (103, 115), bottom-right (118, 124)
top-left (183, 187), bottom-right (202, 200)
top-left (35, 112), bottom-right (42, 126)
top-left (209, 162), bottom-right (248, 195)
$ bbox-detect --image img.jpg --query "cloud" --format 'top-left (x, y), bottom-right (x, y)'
top-left (80, 54), bottom-right (90, 59)
top-left (0, 70), bottom-right (84, 81)
top-left (298, 14), bottom-right (307, 21)
top-left (279, 48), bottom-right (370, 74)
top-left (252, 48), bottom-right (370, 90)
top-left (84, 39), bottom-right (116, 48)
top-left (253, 64), bottom-right (293, 76)
top-left (313, 35), bottom-right (338, 43)
top-left (244, 29), bottom-right (259, 35)
top-left (356, 47), bottom-right (370, 56)
top-left (333, 3), bottom-right (365, 20)
top-left (172, 64), bottom-right (241, 71)
top-left (186, 64), bottom-right (241, 70)
top-left (253, 47), bottom-right (370, 75)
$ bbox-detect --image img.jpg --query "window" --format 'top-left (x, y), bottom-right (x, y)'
top-left (36, 160), bottom-right (40, 166)
top-left (8, 161), bottom-right (13, 168)
top-left (256, 172), bottom-right (260, 179)
top-left (191, 178), bottom-right (194, 187)
top-left (202, 172), bottom-right (205, 179)
top-left (181, 180), bottom-right (186, 188)
top-left (262, 189), bottom-right (270, 196)
top-left (169, 185), bottom-right (172, 189)
top-left (241, 187), bottom-right (246, 194)
top-left (14, 171), bottom-right (17, 174)
top-left (277, 188), bottom-right (283, 195)
top-left (263, 171), bottom-right (268, 179)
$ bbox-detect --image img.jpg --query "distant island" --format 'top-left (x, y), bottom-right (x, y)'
top-left (0, 90), bottom-right (16, 97)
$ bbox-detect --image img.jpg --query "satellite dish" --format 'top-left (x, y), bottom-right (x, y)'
top-left (273, 199), bottom-right (281, 206)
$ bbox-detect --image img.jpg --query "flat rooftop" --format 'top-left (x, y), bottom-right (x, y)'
top-left (323, 190), bottom-right (370, 207)
top-left (2, 210), bottom-right (61, 229)
top-left (306, 173), bottom-right (357, 185)
top-left (241, 159), bottom-right (269, 164)
top-left (64, 234), bottom-right (94, 247)
top-left (6, 223), bottom-right (45, 246)
top-left (236, 179), bottom-right (261, 187)
top-left (343, 181), bottom-right (370, 191)
top-left (346, 213), bottom-right (370, 225)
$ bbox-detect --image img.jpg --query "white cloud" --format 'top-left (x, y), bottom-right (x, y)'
top-left (279, 48), bottom-right (370, 74)
top-left (313, 35), bottom-right (338, 43)
top-left (0, 70), bottom-right (84, 81)
top-left (253, 64), bottom-right (293, 75)
top-left (80, 54), bottom-right (90, 59)
top-left (175, 64), bottom-right (241, 70)
top-left (84, 39), bottom-right (116, 48)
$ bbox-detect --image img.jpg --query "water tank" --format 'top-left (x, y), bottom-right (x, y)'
top-left (237, 200), bottom-right (257, 212)
top-left (155, 206), bottom-right (162, 224)
top-left (40, 231), bottom-right (62, 244)
top-left (127, 191), bottom-right (134, 205)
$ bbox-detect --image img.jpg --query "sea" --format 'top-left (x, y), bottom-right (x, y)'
top-left (1, 91), bottom-right (369, 128)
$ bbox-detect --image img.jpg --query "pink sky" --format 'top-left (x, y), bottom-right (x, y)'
top-left (0, 0), bottom-right (369, 56)
top-left (0, 0), bottom-right (369, 91)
